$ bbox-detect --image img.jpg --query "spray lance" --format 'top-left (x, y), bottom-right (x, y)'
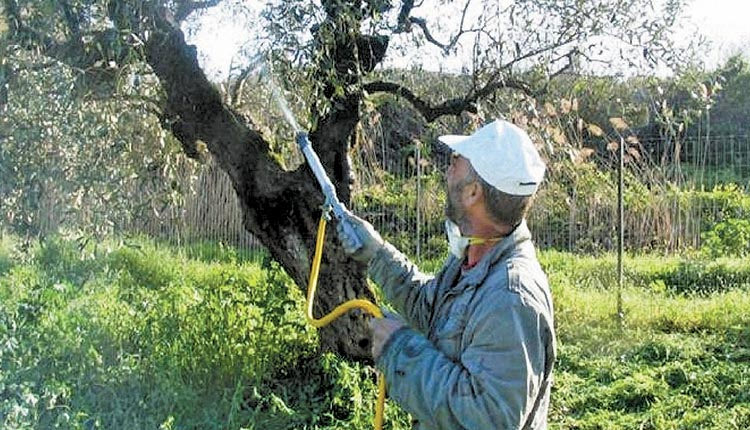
top-left (258, 56), bottom-right (363, 251)
top-left (295, 133), bottom-right (362, 246)
top-left (262, 58), bottom-right (387, 430)
top-left (294, 134), bottom-right (387, 430)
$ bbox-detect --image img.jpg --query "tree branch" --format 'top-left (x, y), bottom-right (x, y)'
top-left (397, 0), bottom-right (479, 54)
top-left (474, 76), bottom-right (535, 99)
top-left (408, 17), bottom-right (449, 52)
top-left (406, 16), bottom-right (480, 55)
top-left (229, 63), bottom-right (255, 107)
top-left (365, 74), bottom-right (536, 122)
top-left (364, 81), bottom-right (474, 122)
top-left (396, 0), bottom-right (415, 31)
top-left (499, 35), bottom-right (577, 71)
top-left (59, 0), bottom-right (82, 40)
top-left (547, 51), bottom-right (576, 80)
top-left (174, 0), bottom-right (222, 21)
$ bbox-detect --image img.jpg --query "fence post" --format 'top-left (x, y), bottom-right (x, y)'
top-left (416, 141), bottom-right (421, 263)
top-left (617, 136), bottom-right (624, 325)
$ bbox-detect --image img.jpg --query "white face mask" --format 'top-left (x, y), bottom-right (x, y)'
top-left (445, 219), bottom-right (504, 260)
top-left (445, 219), bottom-right (470, 259)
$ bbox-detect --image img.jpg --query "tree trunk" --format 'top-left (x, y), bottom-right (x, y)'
top-left (144, 11), bottom-right (376, 360)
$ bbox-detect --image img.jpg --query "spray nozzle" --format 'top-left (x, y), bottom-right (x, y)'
top-left (258, 56), bottom-right (362, 251)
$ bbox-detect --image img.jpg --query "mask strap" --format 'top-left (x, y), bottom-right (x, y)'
top-left (467, 236), bottom-right (502, 246)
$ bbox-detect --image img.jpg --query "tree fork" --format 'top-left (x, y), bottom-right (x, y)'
top-left (144, 8), bottom-right (376, 360)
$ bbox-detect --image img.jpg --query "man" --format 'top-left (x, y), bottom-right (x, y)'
top-left (337, 119), bottom-right (556, 429)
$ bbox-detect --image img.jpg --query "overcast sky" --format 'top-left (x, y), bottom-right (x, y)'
top-left (187, 0), bottom-right (750, 80)
top-left (687, 0), bottom-right (750, 64)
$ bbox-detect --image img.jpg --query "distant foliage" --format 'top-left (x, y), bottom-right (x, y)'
top-left (701, 218), bottom-right (750, 258)
top-left (0, 51), bottom-right (193, 240)
top-left (708, 56), bottom-right (750, 137)
top-left (0, 234), bottom-right (14, 276)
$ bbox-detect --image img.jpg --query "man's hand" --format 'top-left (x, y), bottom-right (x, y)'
top-left (369, 316), bottom-right (405, 361)
top-left (335, 210), bottom-right (384, 263)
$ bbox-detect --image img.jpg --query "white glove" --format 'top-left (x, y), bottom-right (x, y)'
top-left (369, 316), bottom-right (406, 361)
top-left (335, 210), bottom-right (384, 263)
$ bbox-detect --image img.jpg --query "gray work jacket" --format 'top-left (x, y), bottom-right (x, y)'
top-left (369, 220), bottom-right (556, 430)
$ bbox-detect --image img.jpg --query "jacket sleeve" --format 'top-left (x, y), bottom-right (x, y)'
top-left (368, 242), bottom-right (445, 333)
top-left (376, 292), bottom-right (550, 430)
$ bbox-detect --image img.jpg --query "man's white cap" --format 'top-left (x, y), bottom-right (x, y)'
top-left (438, 119), bottom-right (545, 196)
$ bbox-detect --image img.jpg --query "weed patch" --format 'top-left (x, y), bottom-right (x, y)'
top-left (2, 238), bottom-right (749, 429)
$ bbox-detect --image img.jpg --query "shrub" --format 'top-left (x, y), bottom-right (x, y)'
top-left (34, 235), bottom-right (105, 286)
top-left (0, 233), bottom-right (15, 276)
top-left (107, 244), bottom-right (181, 291)
top-left (701, 218), bottom-right (750, 258)
top-left (660, 259), bottom-right (750, 295)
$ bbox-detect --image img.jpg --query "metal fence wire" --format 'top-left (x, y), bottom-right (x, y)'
top-left (9, 132), bottom-right (749, 263)
top-left (348, 131), bottom-right (750, 261)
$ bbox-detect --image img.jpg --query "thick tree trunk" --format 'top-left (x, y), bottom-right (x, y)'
top-left (143, 11), bottom-right (376, 360)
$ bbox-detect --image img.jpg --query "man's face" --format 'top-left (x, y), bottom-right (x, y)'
top-left (445, 153), bottom-right (475, 225)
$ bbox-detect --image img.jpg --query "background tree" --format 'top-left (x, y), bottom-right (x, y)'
top-left (704, 55), bottom-right (750, 136)
top-left (1, 0), bottom-right (696, 359)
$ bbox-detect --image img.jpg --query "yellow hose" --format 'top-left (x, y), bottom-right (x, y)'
top-left (306, 216), bottom-right (386, 430)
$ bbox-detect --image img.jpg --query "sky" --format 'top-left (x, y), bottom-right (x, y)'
top-left (687, 0), bottom-right (750, 65)
top-left (186, 0), bottom-right (750, 80)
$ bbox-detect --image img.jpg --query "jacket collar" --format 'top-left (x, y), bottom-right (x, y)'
top-left (452, 219), bottom-right (532, 287)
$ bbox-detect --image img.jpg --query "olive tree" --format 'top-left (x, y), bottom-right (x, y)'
top-left (1, 0), bottom-right (694, 359)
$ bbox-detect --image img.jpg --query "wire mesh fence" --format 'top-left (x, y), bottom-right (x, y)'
top-left (122, 159), bottom-right (265, 255)
top-left (111, 132), bottom-right (750, 264)
top-left (3, 132), bottom-right (749, 265)
top-left (352, 132), bottom-right (750, 261)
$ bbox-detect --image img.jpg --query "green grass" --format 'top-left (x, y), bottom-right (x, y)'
top-left (543, 251), bottom-right (750, 430)
top-left (1, 235), bottom-right (749, 429)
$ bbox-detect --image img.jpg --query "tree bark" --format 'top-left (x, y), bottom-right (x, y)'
top-left (1, 0), bottom-right (390, 360)
top-left (144, 10), bottom-right (376, 360)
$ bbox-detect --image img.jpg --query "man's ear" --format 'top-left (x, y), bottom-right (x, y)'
top-left (463, 181), bottom-right (483, 207)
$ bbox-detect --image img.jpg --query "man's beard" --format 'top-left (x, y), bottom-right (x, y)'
top-left (445, 180), bottom-right (467, 227)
